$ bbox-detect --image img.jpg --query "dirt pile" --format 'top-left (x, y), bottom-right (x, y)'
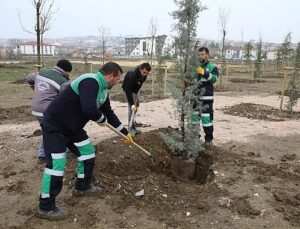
top-left (58, 128), bottom-right (270, 228)
top-left (222, 103), bottom-right (300, 121)
top-left (229, 78), bottom-right (267, 84)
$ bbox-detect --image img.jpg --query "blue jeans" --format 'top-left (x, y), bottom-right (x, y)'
top-left (123, 91), bottom-right (139, 125)
top-left (35, 116), bottom-right (45, 158)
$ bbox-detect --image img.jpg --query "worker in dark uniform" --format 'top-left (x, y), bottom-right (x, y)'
top-left (37, 62), bottom-right (133, 220)
top-left (191, 47), bottom-right (219, 145)
top-left (122, 63), bottom-right (151, 134)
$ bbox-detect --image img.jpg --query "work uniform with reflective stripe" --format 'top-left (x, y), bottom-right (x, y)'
top-left (191, 61), bottom-right (219, 143)
top-left (39, 72), bottom-right (128, 211)
top-left (26, 67), bottom-right (70, 158)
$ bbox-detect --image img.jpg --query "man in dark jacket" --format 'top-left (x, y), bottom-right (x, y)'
top-left (122, 63), bottom-right (151, 133)
top-left (37, 62), bottom-right (133, 220)
top-left (26, 59), bottom-right (72, 163)
top-left (191, 47), bottom-right (219, 145)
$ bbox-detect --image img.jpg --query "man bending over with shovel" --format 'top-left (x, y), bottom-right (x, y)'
top-left (122, 63), bottom-right (151, 136)
top-left (37, 62), bottom-right (133, 220)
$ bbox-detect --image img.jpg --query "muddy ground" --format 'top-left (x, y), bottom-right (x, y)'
top-left (0, 69), bottom-right (300, 228)
top-left (0, 125), bottom-right (299, 229)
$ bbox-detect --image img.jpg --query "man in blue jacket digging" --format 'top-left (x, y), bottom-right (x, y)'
top-left (37, 62), bottom-right (133, 220)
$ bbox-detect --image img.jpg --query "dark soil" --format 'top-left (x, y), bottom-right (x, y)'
top-left (222, 103), bottom-right (300, 121)
top-left (57, 128), bottom-right (280, 228)
top-left (229, 78), bottom-right (267, 84)
top-left (0, 105), bottom-right (34, 124)
top-left (1, 128), bottom-right (299, 228)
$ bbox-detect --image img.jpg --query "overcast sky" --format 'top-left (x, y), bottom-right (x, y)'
top-left (1, 0), bottom-right (300, 43)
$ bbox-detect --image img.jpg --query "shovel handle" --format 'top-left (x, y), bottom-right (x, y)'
top-left (104, 123), bottom-right (151, 157)
top-left (129, 111), bottom-right (136, 128)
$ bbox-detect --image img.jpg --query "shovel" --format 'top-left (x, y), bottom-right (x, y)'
top-left (104, 122), bottom-right (155, 165)
top-left (128, 107), bottom-right (138, 136)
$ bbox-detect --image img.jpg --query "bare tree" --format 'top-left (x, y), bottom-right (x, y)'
top-left (148, 18), bottom-right (158, 66)
top-left (19, 0), bottom-right (57, 70)
top-left (98, 26), bottom-right (110, 65)
top-left (40, 0), bottom-right (57, 60)
top-left (218, 7), bottom-right (230, 87)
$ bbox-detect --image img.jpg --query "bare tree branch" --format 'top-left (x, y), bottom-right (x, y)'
top-left (148, 18), bottom-right (158, 65)
top-left (18, 11), bottom-right (35, 35)
top-left (18, 0), bottom-right (58, 70)
top-left (98, 26), bottom-right (110, 65)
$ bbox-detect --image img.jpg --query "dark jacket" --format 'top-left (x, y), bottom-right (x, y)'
top-left (43, 73), bottom-right (128, 136)
top-left (195, 61), bottom-right (219, 101)
top-left (122, 65), bottom-right (147, 105)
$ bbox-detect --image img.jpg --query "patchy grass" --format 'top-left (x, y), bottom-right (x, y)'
top-left (0, 63), bottom-right (34, 82)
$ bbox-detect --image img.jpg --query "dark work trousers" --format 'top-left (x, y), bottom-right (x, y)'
top-left (39, 124), bottom-right (95, 211)
top-left (201, 100), bottom-right (214, 142)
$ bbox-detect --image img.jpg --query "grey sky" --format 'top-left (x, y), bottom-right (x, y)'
top-left (1, 0), bottom-right (300, 43)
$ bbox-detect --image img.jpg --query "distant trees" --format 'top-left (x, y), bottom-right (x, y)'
top-left (254, 38), bottom-right (263, 79)
top-left (276, 32), bottom-right (293, 76)
top-left (244, 41), bottom-right (253, 72)
top-left (286, 42), bottom-right (300, 112)
top-left (148, 18), bottom-right (158, 66)
top-left (218, 7), bottom-right (230, 87)
top-left (98, 26), bottom-right (110, 65)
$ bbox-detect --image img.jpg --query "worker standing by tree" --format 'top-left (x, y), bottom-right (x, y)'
top-left (191, 47), bottom-right (219, 146)
top-left (37, 62), bottom-right (133, 220)
top-left (122, 63), bottom-right (151, 134)
top-left (26, 59), bottom-right (73, 164)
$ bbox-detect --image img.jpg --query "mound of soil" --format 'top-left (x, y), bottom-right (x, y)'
top-left (229, 78), bottom-right (267, 84)
top-left (272, 190), bottom-right (300, 226)
top-left (1, 128), bottom-right (299, 228)
top-left (222, 103), bottom-right (300, 121)
top-left (58, 129), bottom-right (273, 228)
top-left (0, 105), bottom-right (34, 124)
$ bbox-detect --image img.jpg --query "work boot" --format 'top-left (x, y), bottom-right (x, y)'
top-left (36, 206), bottom-right (69, 221)
top-left (204, 141), bottom-right (213, 148)
top-left (37, 156), bottom-right (46, 165)
top-left (131, 125), bottom-right (142, 135)
top-left (135, 129), bottom-right (142, 135)
top-left (73, 185), bottom-right (102, 196)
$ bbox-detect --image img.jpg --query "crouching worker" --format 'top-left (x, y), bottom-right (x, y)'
top-left (122, 63), bottom-right (151, 135)
top-left (26, 59), bottom-right (73, 164)
top-left (37, 62), bottom-right (133, 220)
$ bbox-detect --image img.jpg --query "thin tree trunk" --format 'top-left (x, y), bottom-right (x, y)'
top-left (36, 1), bottom-right (41, 71)
top-left (221, 30), bottom-right (226, 87)
top-left (150, 35), bottom-right (154, 66)
top-left (181, 15), bottom-right (192, 142)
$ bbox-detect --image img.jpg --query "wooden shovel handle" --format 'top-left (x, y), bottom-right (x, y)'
top-left (104, 123), bottom-right (151, 157)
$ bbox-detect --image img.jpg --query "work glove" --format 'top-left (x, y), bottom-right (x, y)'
top-left (124, 133), bottom-right (134, 144)
top-left (96, 114), bottom-right (106, 124)
top-left (197, 67), bottom-right (210, 78)
top-left (197, 67), bottom-right (205, 75)
top-left (131, 105), bottom-right (138, 113)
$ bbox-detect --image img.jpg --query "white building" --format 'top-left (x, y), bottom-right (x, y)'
top-left (266, 50), bottom-right (278, 60)
top-left (14, 41), bottom-right (55, 56)
top-left (125, 35), bottom-right (175, 57)
top-left (162, 36), bottom-right (175, 56)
